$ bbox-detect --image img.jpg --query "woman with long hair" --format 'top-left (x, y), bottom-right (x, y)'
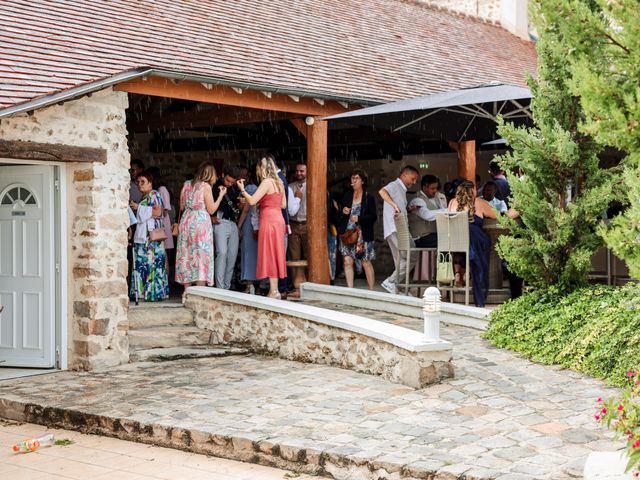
top-left (175, 162), bottom-right (226, 288)
top-left (129, 171), bottom-right (169, 302)
top-left (448, 180), bottom-right (496, 307)
top-left (337, 169), bottom-right (377, 289)
top-left (237, 157), bottom-right (287, 299)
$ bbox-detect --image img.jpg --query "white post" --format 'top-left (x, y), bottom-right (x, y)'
top-left (423, 286), bottom-right (441, 341)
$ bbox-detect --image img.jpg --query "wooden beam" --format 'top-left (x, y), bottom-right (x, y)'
top-left (306, 119), bottom-right (330, 284)
top-left (0, 139), bottom-right (106, 163)
top-left (448, 140), bottom-right (476, 182)
top-left (289, 119), bottom-right (308, 138)
top-left (115, 76), bottom-right (354, 116)
top-left (129, 106), bottom-right (296, 132)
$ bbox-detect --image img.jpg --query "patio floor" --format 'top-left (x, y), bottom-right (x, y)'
top-left (0, 305), bottom-right (622, 480)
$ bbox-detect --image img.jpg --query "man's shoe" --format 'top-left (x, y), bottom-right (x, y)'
top-left (380, 279), bottom-right (396, 294)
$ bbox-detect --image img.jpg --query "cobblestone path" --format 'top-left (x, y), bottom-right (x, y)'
top-left (0, 302), bottom-right (622, 480)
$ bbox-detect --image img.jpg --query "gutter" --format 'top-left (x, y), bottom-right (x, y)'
top-left (0, 67), bottom-right (381, 119)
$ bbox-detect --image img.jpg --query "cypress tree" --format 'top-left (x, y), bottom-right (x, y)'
top-left (548, 0), bottom-right (640, 278)
top-left (495, 0), bottom-right (613, 291)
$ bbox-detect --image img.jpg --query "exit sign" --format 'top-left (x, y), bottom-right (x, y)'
top-left (419, 162), bottom-right (429, 169)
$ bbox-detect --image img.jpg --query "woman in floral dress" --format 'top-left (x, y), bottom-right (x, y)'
top-left (175, 162), bottom-right (226, 287)
top-left (129, 171), bottom-right (169, 302)
top-left (337, 169), bottom-right (377, 290)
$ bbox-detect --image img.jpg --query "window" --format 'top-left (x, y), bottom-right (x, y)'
top-left (0, 185), bottom-right (38, 206)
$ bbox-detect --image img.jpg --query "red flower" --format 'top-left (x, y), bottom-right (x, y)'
top-left (597, 397), bottom-right (603, 403)
top-left (602, 408), bottom-right (607, 414)
top-left (595, 414), bottom-right (601, 421)
top-left (627, 371), bottom-right (636, 378)
top-left (619, 405), bottom-right (625, 411)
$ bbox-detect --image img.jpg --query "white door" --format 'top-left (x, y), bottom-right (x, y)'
top-left (0, 165), bottom-right (55, 367)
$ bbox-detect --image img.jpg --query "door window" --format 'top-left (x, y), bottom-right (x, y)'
top-left (1, 185), bottom-right (38, 206)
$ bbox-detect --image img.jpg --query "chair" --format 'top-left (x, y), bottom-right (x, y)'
top-left (435, 212), bottom-right (470, 305)
top-left (393, 213), bottom-right (437, 295)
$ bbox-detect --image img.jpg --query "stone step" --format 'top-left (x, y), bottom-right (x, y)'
top-left (130, 345), bottom-right (251, 363)
top-left (128, 306), bottom-right (194, 329)
top-left (128, 326), bottom-right (212, 351)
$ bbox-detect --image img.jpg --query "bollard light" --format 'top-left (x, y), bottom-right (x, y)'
top-left (422, 286), bottom-right (441, 341)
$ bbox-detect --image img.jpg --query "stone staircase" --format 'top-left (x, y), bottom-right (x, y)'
top-left (127, 303), bottom-right (249, 362)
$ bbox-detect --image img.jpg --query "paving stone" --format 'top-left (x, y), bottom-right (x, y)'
top-left (561, 428), bottom-right (600, 444)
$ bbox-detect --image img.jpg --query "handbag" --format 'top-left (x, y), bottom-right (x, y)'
top-left (340, 227), bottom-right (360, 245)
top-left (149, 227), bottom-right (167, 241)
top-left (436, 252), bottom-right (455, 284)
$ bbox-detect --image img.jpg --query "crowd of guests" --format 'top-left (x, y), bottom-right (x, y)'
top-left (127, 156), bottom-right (372, 302)
top-left (127, 156), bottom-right (518, 308)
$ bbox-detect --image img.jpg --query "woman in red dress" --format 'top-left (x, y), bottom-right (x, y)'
top-left (237, 157), bottom-right (287, 299)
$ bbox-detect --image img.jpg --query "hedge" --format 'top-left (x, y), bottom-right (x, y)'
top-left (482, 283), bottom-right (640, 386)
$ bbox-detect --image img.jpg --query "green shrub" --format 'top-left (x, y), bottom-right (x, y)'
top-left (483, 283), bottom-right (640, 386)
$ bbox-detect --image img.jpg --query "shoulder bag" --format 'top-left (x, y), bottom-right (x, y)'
top-left (340, 228), bottom-right (359, 245)
top-left (149, 227), bottom-right (167, 241)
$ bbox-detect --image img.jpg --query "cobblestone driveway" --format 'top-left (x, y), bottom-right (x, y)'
top-left (0, 302), bottom-right (622, 479)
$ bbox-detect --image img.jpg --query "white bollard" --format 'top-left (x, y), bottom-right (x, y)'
top-left (423, 286), bottom-right (441, 341)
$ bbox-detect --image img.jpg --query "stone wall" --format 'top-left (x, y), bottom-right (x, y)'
top-left (185, 292), bottom-right (453, 388)
top-left (0, 88), bottom-right (131, 370)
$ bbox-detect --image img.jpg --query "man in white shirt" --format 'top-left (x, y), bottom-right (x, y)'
top-left (407, 174), bottom-right (448, 248)
top-left (288, 163), bottom-right (308, 262)
top-left (378, 165), bottom-right (419, 294)
top-left (482, 181), bottom-right (508, 214)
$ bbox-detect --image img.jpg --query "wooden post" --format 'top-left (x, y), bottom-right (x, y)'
top-left (458, 140), bottom-right (476, 182)
top-left (448, 140), bottom-right (476, 182)
top-left (306, 119), bottom-right (330, 284)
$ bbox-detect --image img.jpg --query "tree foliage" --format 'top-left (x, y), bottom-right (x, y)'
top-left (545, 0), bottom-right (640, 278)
top-left (495, 0), bottom-right (613, 291)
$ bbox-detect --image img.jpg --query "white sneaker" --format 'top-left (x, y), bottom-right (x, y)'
top-left (380, 279), bottom-right (396, 294)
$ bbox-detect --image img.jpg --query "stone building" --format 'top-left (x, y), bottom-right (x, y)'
top-left (0, 0), bottom-right (536, 371)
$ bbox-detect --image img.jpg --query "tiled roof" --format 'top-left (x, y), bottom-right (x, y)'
top-left (0, 0), bottom-right (537, 110)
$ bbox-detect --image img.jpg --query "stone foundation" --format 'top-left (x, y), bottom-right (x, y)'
top-left (185, 288), bottom-right (453, 388)
top-left (0, 88), bottom-right (131, 370)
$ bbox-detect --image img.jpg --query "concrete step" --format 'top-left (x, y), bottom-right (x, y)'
top-left (130, 345), bottom-right (251, 363)
top-left (128, 326), bottom-right (212, 351)
top-left (128, 306), bottom-right (194, 329)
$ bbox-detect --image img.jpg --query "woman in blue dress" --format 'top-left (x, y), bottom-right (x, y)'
top-left (448, 180), bottom-right (496, 307)
top-left (237, 169), bottom-right (259, 293)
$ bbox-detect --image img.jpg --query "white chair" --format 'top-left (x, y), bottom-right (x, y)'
top-left (393, 213), bottom-right (437, 295)
top-left (435, 212), bottom-right (470, 305)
